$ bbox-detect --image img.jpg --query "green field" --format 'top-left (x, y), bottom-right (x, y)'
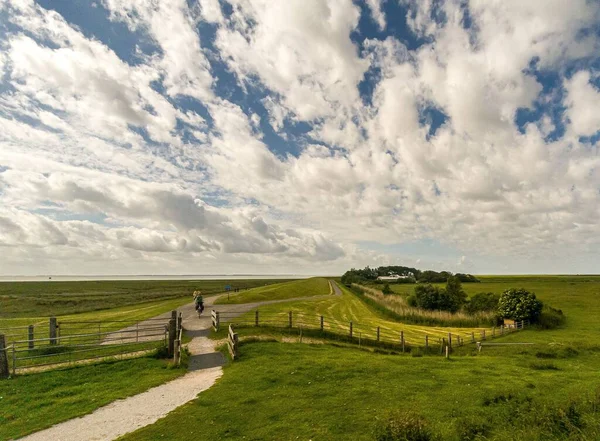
top-left (0, 354), bottom-right (187, 440)
top-left (219, 284), bottom-right (491, 345)
top-left (4, 275), bottom-right (600, 441)
top-left (0, 279), bottom-right (289, 317)
top-left (119, 341), bottom-right (600, 441)
top-left (214, 277), bottom-right (331, 305)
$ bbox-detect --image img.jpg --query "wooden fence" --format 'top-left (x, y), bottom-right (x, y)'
top-left (211, 309), bottom-right (529, 358)
top-left (228, 325), bottom-right (239, 360)
top-left (0, 310), bottom-right (183, 376)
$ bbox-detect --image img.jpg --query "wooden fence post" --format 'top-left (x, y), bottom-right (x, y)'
top-left (177, 312), bottom-right (183, 334)
top-left (320, 315), bottom-right (324, 332)
top-left (376, 327), bottom-right (380, 342)
top-left (482, 330), bottom-right (486, 340)
top-left (49, 317), bottom-right (57, 345)
top-left (349, 322), bottom-right (353, 339)
top-left (255, 310), bottom-right (259, 327)
top-left (401, 331), bottom-right (405, 353)
top-left (28, 325), bottom-right (34, 349)
top-left (288, 311), bottom-right (293, 328)
top-left (447, 332), bottom-right (452, 351)
top-left (445, 345), bottom-right (450, 359)
top-left (471, 332), bottom-right (475, 343)
top-left (440, 338), bottom-right (445, 355)
top-left (0, 335), bottom-right (8, 379)
top-left (425, 335), bottom-right (429, 351)
top-left (168, 317), bottom-right (176, 357)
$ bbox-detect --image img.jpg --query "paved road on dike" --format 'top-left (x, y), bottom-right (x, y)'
top-left (16, 281), bottom-right (341, 441)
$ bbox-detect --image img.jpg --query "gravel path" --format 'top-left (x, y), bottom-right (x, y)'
top-left (16, 281), bottom-right (341, 441)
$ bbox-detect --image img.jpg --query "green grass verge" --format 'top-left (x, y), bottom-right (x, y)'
top-left (0, 279), bottom-right (290, 318)
top-left (214, 277), bottom-right (330, 305)
top-left (0, 354), bottom-right (187, 440)
top-left (117, 340), bottom-right (600, 441)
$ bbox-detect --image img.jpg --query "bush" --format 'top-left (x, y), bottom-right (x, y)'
top-left (465, 292), bottom-right (500, 314)
top-left (382, 283), bottom-right (393, 295)
top-left (373, 411), bottom-right (435, 441)
top-left (497, 288), bottom-right (543, 322)
top-left (536, 305), bottom-right (566, 329)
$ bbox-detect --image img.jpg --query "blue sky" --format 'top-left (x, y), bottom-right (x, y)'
top-left (0, 0), bottom-right (599, 275)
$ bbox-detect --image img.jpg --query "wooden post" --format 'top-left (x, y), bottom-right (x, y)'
top-left (320, 315), bottom-right (324, 332)
top-left (168, 318), bottom-right (176, 357)
top-left (288, 311), bottom-right (293, 328)
top-left (447, 332), bottom-right (452, 351)
top-left (401, 331), bottom-right (405, 353)
top-left (482, 330), bottom-right (486, 340)
top-left (376, 327), bottom-right (380, 342)
top-left (445, 345), bottom-right (449, 359)
top-left (0, 335), bottom-right (8, 379)
top-left (255, 310), bottom-right (259, 327)
top-left (440, 338), bottom-right (445, 354)
top-left (425, 335), bottom-right (429, 351)
top-left (471, 332), bottom-right (475, 343)
top-left (28, 325), bottom-right (34, 349)
top-left (177, 312), bottom-right (183, 334)
top-left (349, 322), bottom-right (353, 339)
top-left (49, 317), bottom-right (57, 345)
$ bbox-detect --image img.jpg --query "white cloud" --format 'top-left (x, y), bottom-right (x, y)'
top-left (565, 71), bottom-right (600, 137)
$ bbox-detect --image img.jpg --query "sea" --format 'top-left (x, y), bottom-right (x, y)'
top-left (0, 274), bottom-right (314, 282)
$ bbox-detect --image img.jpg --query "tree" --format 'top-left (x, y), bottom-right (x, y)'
top-left (410, 284), bottom-right (445, 310)
top-left (445, 276), bottom-right (467, 311)
top-left (382, 283), bottom-right (392, 295)
top-left (465, 292), bottom-right (500, 314)
top-left (497, 288), bottom-right (543, 322)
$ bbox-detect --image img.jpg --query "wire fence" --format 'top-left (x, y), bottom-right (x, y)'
top-left (212, 310), bottom-right (529, 354)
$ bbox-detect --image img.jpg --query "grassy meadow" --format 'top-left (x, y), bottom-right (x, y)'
top-left (218, 283), bottom-right (491, 345)
top-left (3, 275), bottom-right (600, 441)
top-left (0, 354), bottom-right (187, 440)
top-left (0, 278), bottom-right (289, 318)
top-left (214, 277), bottom-right (331, 304)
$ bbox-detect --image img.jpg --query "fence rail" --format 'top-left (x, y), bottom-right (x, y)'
top-left (212, 309), bottom-right (529, 357)
top-left (0, 310), bottom-right (183, 376)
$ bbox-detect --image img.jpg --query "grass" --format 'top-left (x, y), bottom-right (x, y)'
top-left (0, 354), bottom-right (187, 440)
top-left (217, 283), bottom-right (490, 345)
top-left (388, 275), bottom-right (600, 345)
top-left (0, 279), bottom-right (290, 318)
top-left (213, 277), bottom-right (331, 305)
top-left (353, 283), bottom-right (497, 327)
top-left (117, 340), bottom-right (600, 441)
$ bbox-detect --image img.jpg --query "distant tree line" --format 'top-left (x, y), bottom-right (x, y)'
top-left (340, 265), bottom-right (480, 285)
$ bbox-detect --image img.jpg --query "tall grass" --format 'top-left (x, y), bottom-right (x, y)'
top-left (352, 284), bottom-right (497, 327)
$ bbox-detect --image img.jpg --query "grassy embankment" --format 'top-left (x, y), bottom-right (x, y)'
top-left (118, 275), bottom-right (600, 441)
top-left (0, 355), bottom-right (186, 440)
top-left (219, 283), bottom-right (491, 344)
top-left (214, 277), bottom-right (331, 305)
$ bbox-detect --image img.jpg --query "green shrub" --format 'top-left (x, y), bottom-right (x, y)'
top-left (536, 305), bottom-right (566, 329)
top-left (497, 288), bottom-right (543, 322)
top-left (373, 411), bottom-right (435, 441)
top-left (465, 292), bottom-right (500, 314)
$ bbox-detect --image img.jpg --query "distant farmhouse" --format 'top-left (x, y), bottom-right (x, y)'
top-left (377, 272), bottom-right (415, 282)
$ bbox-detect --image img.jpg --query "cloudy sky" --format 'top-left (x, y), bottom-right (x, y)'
top-left (0, 0), bottom-right (599, 276)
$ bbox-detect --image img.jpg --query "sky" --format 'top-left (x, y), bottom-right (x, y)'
top-left (0, 0), bottom-right (599, 276)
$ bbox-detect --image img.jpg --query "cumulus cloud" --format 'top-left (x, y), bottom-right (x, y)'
top-left (0, 0), bottom-right (599, 275)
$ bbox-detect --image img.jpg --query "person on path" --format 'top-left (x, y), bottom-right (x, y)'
top-left (194, 292), bottom-right (204, 313)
